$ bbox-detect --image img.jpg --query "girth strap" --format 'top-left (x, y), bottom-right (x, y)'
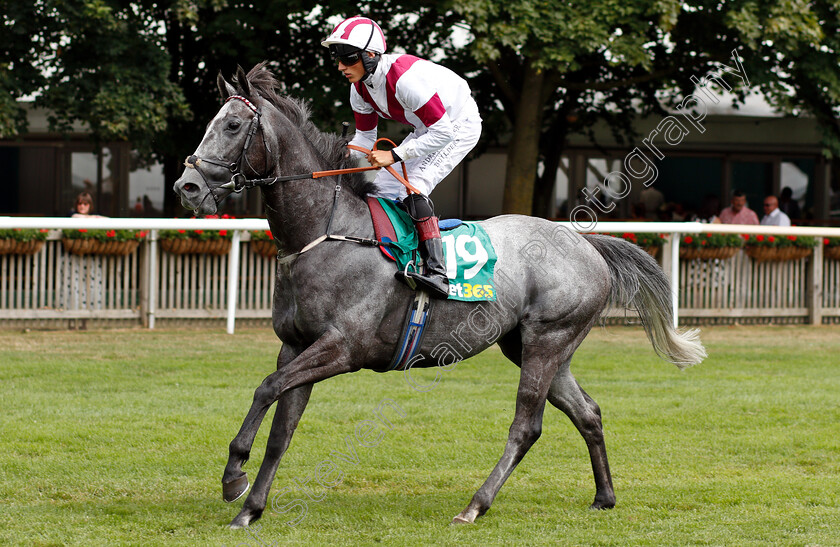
top-left (276, 233), bottom-right (381, 265)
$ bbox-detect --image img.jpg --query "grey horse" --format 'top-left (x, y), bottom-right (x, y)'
top-left (174, 63), bottom-right (706, 529)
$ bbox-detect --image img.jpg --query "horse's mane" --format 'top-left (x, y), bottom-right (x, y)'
top-left (235, 62), bottom-right (377, 199)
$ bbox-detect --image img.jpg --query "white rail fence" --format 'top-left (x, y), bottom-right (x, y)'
top-left (2, 218), bottom-right (840, 333)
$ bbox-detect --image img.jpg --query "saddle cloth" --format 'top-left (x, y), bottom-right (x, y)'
top-left (366, 197), bottom-right (497, 302)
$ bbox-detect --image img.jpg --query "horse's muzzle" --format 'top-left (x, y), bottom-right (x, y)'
top-left (174, 172), bottom-right (217, 215)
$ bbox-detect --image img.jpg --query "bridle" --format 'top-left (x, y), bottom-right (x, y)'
top-left (182, 94), bottom-right (271, 207)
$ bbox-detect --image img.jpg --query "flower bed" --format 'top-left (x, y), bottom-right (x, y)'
top-left (159, 217), bottom-right (233, 255)
top-left (609, 232), bottom-right (666, 258)
top-left (825, 237), bottom-right (840, 261)
top-left (679, 233), bottom-right (744, 261)
top-left (250, 230), bottom-right (277, 258)
top-left (0, 228), bottom-right (50, 255)
top-left (744, 234), bottom-right (817, 262)
top-left (61, 229), bottom-right (147, 256)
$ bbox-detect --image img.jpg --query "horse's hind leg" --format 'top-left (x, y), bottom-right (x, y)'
top-left (547, 364), bottom-right (615, 509)
top-left (452, 342), bottom-right (560, 524)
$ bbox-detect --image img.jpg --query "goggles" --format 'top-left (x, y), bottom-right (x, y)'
top-left (329, 46), bottom-right (364, 67)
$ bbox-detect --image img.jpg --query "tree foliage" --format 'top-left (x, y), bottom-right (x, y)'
top-left (1, 0), bottom-right (189, 158)
top-left (453, 0), bottom-right (840, 215)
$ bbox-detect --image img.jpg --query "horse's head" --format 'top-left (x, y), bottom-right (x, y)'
top-left (174, 65), bottom-right (277, 215)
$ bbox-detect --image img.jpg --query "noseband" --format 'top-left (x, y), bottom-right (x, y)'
top-left (183, 95), bottom-right (272, 204)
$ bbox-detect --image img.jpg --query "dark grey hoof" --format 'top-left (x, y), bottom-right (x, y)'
top-left (590, 500), bottom-right (615, 510)
top-left (223, 474), bottom-right (249, 502)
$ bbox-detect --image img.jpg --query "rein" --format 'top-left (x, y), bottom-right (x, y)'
top-left (218, 140), bottom-right (421, 196)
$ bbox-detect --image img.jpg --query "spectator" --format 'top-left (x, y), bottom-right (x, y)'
top-left (70, 192), bottom-right (107, 218)
top-left (640, 186), bottom-right (664, 220)
top-left (760, 195), bottom-right (791, 227)
top-left (778, 186), bottom-right (801, 220)
top-left (718, 190), bottom-right (759, 225)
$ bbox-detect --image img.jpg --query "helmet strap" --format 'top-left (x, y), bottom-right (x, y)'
top-left (361, 53), bottom-right (381, 82)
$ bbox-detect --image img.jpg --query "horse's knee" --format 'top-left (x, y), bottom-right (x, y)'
top-left (509, 418), bottom-right (542, 450)
top-left (578, 410), bottom-right (605, 445)
top-left (253, 380), bottom-right (279, 405)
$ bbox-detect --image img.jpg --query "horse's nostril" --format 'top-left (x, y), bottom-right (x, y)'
top-left (183, 183), bottom-right (200, 193)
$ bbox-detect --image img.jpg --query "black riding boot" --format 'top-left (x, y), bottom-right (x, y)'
top-left (395, 194), bottom-right (450, 299)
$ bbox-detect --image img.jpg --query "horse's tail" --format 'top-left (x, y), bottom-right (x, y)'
top-left (583, 234), bottom-right (706, 369)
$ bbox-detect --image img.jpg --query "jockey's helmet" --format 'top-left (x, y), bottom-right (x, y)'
top-left (322, 16), bottom-right (386, 80)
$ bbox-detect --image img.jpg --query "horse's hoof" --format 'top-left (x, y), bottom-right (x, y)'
top-left (228, 513), bottom-right (251, 530)
top-left (589, 499), bottom-right (615, 510)
top-left (451, 515), bottom-right (473, 525)
top-left (223, 474), bottom-right (249, 503)
top-left (229, 507), bottom-right (262, 529)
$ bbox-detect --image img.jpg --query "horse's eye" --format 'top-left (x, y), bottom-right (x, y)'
top-left (227, 121), bottom-right (241, 131)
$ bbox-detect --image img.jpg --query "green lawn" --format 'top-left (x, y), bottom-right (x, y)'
top-left (1, 325), bottom-right (838, 546)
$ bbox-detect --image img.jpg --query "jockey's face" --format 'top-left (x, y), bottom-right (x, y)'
top-left (337, 51), bottom-right (373, 84)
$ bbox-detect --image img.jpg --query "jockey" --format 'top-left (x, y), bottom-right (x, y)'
top-left (322, 15), bottom-right (482, 299)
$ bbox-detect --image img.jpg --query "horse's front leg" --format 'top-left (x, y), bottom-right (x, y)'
top-left (228, 382), bottom-right (313, 529)
top-left (222, 344), bottom-right (299, 503)
top-left (225, 328), bottom-right (356, 528)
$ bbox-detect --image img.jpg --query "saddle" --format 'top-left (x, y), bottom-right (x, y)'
top-left (366, 196), bottom-right (462, 263)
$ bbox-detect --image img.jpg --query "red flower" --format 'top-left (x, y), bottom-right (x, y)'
top-left (39, 229), bottom-right (49, 233)
top-left (221, 214), bottom-right (231, 219)
top-left (79, 229), bottom-right (87, 233)
top-left (106, 230), bottom-right (116, 238)
top-left (194, 230), bottom-right (203, 235)
top-left (742, 234), bottom-right (750, 241)
top-left (787, 235), bottom-right (796, 241)
top-left (266, 230), bottom-right (273, 240)
top-left (178, 229), bottom-right (186, 234)
top-left (825, 238), bottom-right (831, 245)
top-left (768, 236), bottom-right (775, 243)
top-left (684, 236), bottom-right (693, 244)
top-left (701, 240), bottom-right (707, 246)
top-left (706, 233), bottom-right (712, 237)
top-left (756, 235), bottom-right (764, 242)
top-left (219, 230), bottom-right (228, 236)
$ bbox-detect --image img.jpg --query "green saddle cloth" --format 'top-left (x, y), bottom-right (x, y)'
top-left (376, 198), bottom-right (497, 302)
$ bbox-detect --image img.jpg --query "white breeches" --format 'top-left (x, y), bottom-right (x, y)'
top-left (371, 116), bottom-right (482, 200)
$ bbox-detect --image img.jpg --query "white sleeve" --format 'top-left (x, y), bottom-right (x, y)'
top-left (393, 114), bottom-right (454, 161)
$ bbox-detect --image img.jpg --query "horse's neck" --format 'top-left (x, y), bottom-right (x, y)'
top-left (260, 113), bottom-right (371, 256)
top-left (261, 174), bottom-right (370, 256)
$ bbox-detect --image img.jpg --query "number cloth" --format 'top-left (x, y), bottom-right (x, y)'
top-left (373, 198), bottom-right (497, 302)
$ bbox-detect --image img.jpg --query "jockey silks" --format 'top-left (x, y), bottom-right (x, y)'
top-left (347, 54), bottom-right (482, 200)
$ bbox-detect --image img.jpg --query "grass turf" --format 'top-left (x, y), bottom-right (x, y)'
top-left (0, 325), bottom-right (838, 546)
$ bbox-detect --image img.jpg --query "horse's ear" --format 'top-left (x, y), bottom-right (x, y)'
top-left (235, 65), bottom-right (250, 97)
top-left (217, 72), bottom-right (234, 100)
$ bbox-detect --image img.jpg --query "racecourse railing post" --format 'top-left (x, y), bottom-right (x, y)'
top-left (147, 230), bottom-right (158, 329)
top-left (671, 233), bottom-right (680, 328)
top-left (808, 239), bottom-right (824, 325)
top-left (226, 230), bottom-right (242, 334)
